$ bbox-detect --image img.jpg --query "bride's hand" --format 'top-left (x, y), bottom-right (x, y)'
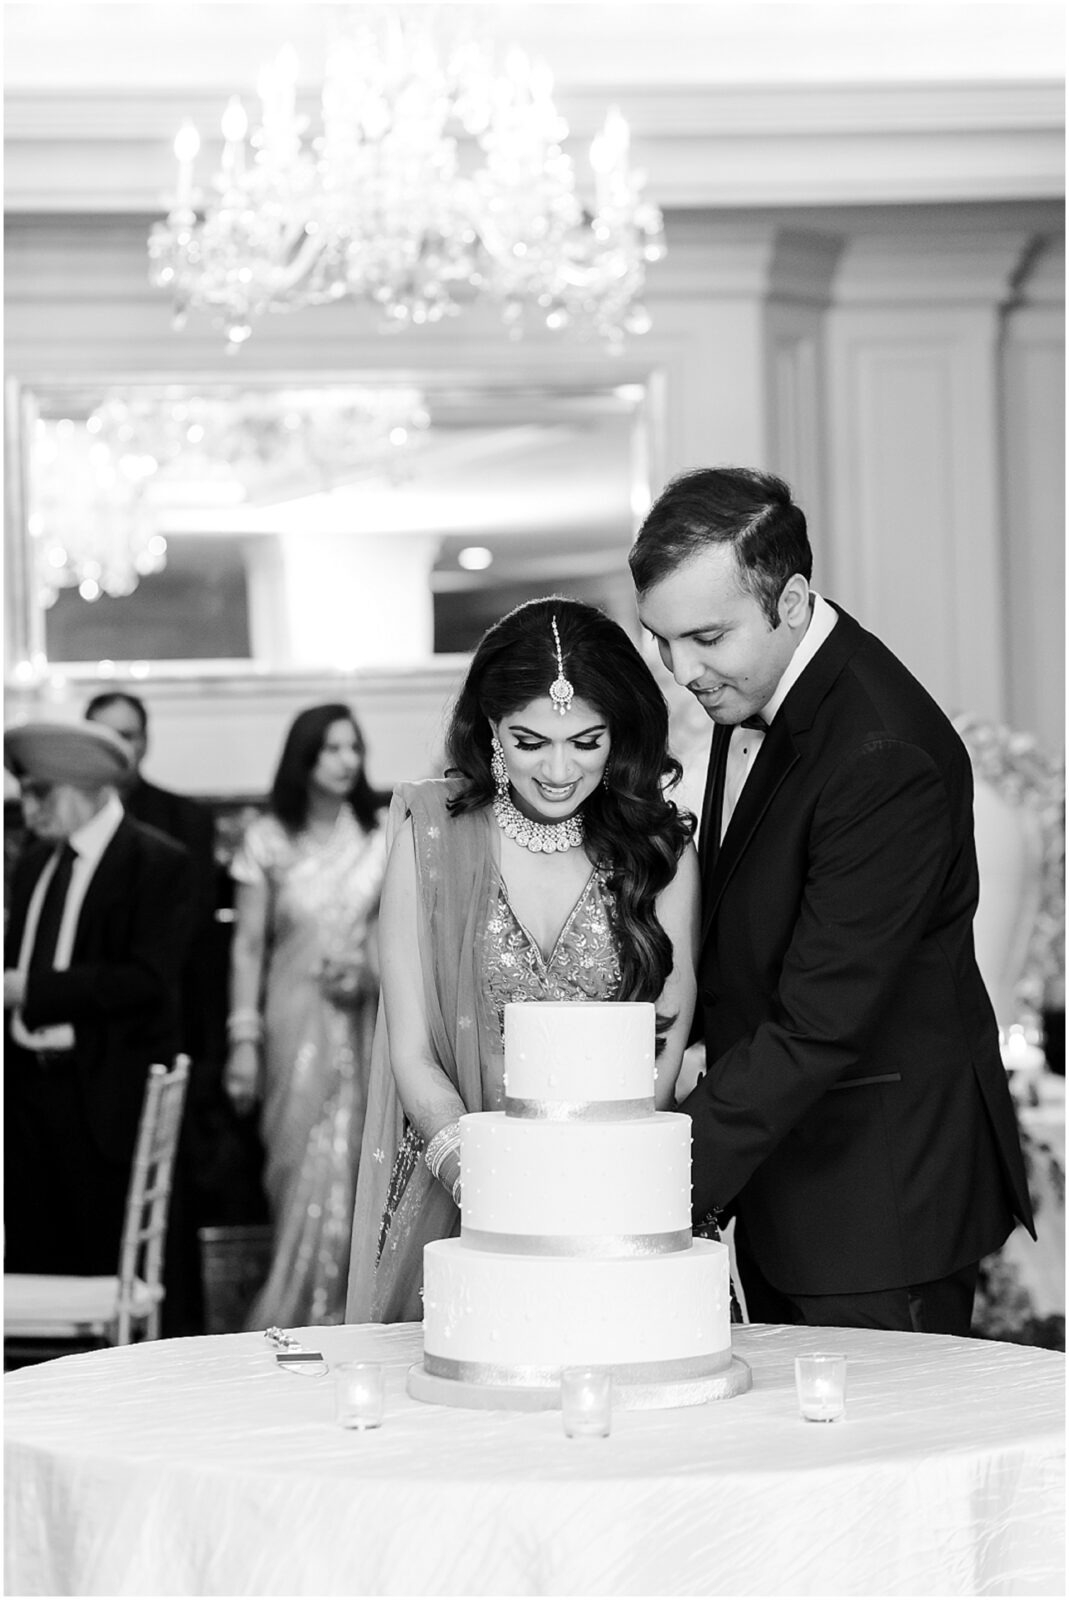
top-left (319, 955), bottom-right (372, 1007)
top-left (224, 1041), bottom-right (262, 1115)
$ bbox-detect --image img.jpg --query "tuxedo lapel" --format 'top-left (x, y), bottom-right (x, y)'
top-left (698, 724), bottom-right (731, 880)
top-left (699, 602), bottom-right (863, 945)
top-left (71, 821), bottom-right (135, 953)
top-left (702, 721), bottom-right (799, 939)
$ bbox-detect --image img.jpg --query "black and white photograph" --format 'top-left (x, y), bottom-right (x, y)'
top-left (3, 2), bottom-right (1064, 1594)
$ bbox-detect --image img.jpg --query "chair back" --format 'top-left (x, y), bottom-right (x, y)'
top-left (115, 1055), bottom-right (190, 1343)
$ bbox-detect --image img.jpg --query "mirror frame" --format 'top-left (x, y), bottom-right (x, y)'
top-left (4, 367), bottom-right (666, 689)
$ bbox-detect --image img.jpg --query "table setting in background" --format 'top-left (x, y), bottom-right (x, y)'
top-left (974, 1062), bottom-right (1066, 1347)
top-left (5, 1321), bottom-right (1063, 1597)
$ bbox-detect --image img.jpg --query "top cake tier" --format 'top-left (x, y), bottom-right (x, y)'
top-left (503, 1000), bottom-right (656, 1120)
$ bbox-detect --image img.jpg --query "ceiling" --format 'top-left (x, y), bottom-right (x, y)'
top-left (6, 2), bottom-right (1064, 637)
top-left (5, 3), bottom-right (1062, 91)
top-left (4, 2), bottom-right (1063, 211)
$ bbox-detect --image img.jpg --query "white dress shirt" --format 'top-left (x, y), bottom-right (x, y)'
top-left (12, 791), bottom-right (125, 1052)
top-left (720, 593), bottom-right (839, 841)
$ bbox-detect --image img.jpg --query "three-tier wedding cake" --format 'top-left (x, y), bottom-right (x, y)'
top-left (407, 1000), bottom-right (750, 1410)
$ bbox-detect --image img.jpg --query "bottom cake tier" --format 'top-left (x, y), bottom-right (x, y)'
top-left (406, 1353), bottom-right (753, 1411)
top-left (419, 1236), bottom-right (732, 1387)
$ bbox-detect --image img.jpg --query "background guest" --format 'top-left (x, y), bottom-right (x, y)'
top-left (223, 703), bottom-right (389, 1327)
top-left (85, 690), bottom-right (218, 1335)
top-left (84, 692), bottom-right (216, 943)
top-left (3, 719), bottom-right (195, 1278)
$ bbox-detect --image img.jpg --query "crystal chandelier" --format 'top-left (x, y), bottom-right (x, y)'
top-left (30, 417), bottom-right (168, 605)
top-left (30, 386), bottom-right (429, 603)
top-left (148, 8), bottom-right (665, 350)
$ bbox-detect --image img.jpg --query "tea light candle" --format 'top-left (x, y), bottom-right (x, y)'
top-left (794, 1353), bottom-right (847, 1422)
top-left (560, 1366), bottom-right (613, 1438)
top-left (335, 1361), bottom-right (386, 1430)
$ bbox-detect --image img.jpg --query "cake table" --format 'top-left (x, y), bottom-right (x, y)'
top-left (5, 1322), bottom-right (1063, 1596)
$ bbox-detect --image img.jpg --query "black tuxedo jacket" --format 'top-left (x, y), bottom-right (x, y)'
top-left (5, 816), bottom-right (196, 1164)
top-left (125, 777), bottom-right (215, 931)
top-left (125, 776), bottom-right (217, 1059)
top-left (683, 603), bottom-right (1033, 1296)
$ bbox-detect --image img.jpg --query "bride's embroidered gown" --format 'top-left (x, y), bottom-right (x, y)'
top-left (478, 865), bottom-right (622, 1101)
top-left (346, 779), bottom-right (665, 1325)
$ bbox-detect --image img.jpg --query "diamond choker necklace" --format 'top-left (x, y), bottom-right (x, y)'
top-left (493, 789), bottom-right (585, 853)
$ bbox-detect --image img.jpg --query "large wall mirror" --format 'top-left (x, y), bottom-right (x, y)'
top-left (6, 373), bottom-right (659, 684)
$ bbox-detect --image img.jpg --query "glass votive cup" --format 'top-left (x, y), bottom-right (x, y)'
top-left (334, 1361), bottom-right (386, 1430)
top-left (560, 1366), bottom-right (613, 1438)
top-left (794, 1353), bottom-right (847, 1422)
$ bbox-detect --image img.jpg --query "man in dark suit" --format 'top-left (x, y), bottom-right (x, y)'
top-left (84, 692), bottom-right (216, 960)
top-left (631, 466), bottom-right (1033, 1335)
top-left (84, 692), bottom-right (219, 1333)
top-left (4, 719), bottom-right (195, 1275)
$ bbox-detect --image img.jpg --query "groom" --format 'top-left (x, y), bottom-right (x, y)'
top-left (631, 466), bottom-right (1033, 1334)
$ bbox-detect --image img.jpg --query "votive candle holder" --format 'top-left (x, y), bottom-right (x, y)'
top-left (794, 1353), bottom-right (847, 1422)
top-left (335, 1361), bottom-right (386, 1430)
top-left (560, 1366), bottom-right (613, 1438)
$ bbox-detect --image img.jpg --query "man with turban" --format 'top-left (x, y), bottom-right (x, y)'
top-left (4, 719), bottom-right (195, 1276)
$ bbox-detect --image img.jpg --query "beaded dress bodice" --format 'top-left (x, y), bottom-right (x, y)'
top-left (483, 865), bottom-right (622, 1030)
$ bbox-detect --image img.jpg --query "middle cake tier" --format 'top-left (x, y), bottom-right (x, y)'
top-left (460, 1110), bottom-right (693, 1252)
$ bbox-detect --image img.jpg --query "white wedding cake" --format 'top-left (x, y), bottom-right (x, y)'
top-left (408, 1000), bottom-right (746, 1410)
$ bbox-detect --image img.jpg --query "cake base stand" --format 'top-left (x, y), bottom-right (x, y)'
top-left (406, 1354), bottom-right (752, 1412)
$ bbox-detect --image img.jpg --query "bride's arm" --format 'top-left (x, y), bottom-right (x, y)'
top-left (652, 839), bottom-right (700, 1110)
top-left (379, 816), bottom-right (467, 1198)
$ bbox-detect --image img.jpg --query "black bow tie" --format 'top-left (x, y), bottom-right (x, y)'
top-left (739, 714), bottom-right (767, 731)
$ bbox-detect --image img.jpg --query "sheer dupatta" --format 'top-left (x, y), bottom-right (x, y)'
top-left (344, 780), bottom-right (498, 1324)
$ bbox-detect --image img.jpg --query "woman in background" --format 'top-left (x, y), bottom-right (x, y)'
top-left (346, 597), bottom-right (699, 1323)
top-left (225, 703), bottom-right (388, 1327)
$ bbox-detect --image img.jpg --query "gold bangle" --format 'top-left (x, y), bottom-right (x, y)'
top-left (423, 1120), bottom-right (461, 1180)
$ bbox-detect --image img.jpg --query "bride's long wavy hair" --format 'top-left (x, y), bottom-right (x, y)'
top-left (445, 597), bottom-right (693, 1022)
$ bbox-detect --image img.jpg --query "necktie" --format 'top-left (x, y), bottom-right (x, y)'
top-left (29, 842), bottom-right (76, 975)
top-left (739, 713), bottom-right (767, 731)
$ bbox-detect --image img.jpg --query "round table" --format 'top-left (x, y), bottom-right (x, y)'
top-left (5, 1322), bottom-right (1064, 1597)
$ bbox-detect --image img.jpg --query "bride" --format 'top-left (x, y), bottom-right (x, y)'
top-left (345, 596), bottom-right (699, 1322)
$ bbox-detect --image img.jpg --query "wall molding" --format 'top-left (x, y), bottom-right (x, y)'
top-left (5, 81), bottom-right (1063, 214)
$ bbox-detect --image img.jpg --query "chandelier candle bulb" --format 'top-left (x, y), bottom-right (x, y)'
top-left (220, 98), bottom-right (248, 181)
top-left (173, 121), bottom-right (200, 212)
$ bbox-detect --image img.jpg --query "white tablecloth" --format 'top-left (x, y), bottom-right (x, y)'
top-left (5, 1324), bottom-right (1064, 1597)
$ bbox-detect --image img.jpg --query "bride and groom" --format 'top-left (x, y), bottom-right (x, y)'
top-left (346, 464), bottom-right (1033, 1337)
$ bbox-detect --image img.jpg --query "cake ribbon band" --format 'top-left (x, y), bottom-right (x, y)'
top-left (461, 1227), bottom-right (692, 1258)
top-left (504, 1095), bottom-right (656, 1121)
top-left (423, 1350), bottom-right (732, 1386)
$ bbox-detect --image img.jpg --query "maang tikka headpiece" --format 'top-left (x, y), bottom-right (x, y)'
top-left (548, 617), bottom-right (575, 717)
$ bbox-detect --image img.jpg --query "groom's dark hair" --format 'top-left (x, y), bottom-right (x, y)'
top-left (629, 466), bottom-right (812, 627)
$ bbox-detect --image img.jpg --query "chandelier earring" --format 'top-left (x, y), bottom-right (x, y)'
top-left (490, 734), bottom-right (510, 799)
